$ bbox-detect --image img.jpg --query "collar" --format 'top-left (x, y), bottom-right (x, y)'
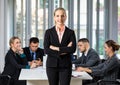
top-left (84, 47), bottom-right (90, 56)
top-left (55, 25), bottom-right (65, 32)
top-left (29, 48), bottom-right (35, 54)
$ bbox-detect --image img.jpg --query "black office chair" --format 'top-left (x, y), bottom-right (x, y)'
top-left (97, 79), bottom-right (120, 85)
top-left (0, 75), bottom-right (11, 85)
top-left (71, 54), bottom-right (77, 61)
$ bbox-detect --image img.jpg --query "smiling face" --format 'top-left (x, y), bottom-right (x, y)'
top-left (10, 38), bottom-right (21, 52)
top-left (54, 9), bottom-right (66, 26)
top-left (104, 43), bottom-right (112, 56)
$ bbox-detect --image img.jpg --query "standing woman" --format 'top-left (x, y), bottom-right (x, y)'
top-left (77, 40), bottom-right (120, 84)
top-left (44, 7), bottom-right (76, 85)
top-left (2, 36), bottom-right (36, 85)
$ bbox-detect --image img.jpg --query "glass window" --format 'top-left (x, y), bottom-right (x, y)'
top-left (15, 0), bottom-right (48, 48)
top-left (16, 0), bottom-right (26, 46)
top-left (92, 0), bottom-right (105, 57)
top-left (31, 0), bottom-right (36, 37)
top-left (118, 0), bottom-right (120, 54)
top-left (14, 0), bottom-right (108, 57)
top-left (80, 0), bottom-right (87, 38)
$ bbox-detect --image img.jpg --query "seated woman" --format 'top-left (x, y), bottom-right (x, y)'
top-left (76, 40), bottom-right (120, 85)
top-left (2, 36), bottom-right (37, 85)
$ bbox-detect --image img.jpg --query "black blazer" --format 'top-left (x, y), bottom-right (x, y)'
top-left (44, 26), bottom-right (76, 68)
top-left (90, 54), bottom-right (120, 80)
top-left (72, 48), bottom-right (100, 67)
top-left (2, 48), bottom-right (28, 79)
top-left (23, 47), bottom-right (44, 61)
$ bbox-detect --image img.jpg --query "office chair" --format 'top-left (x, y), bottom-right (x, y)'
top-left (71, 54), bottom-right (77, 61)
top-left (0, 75), bottom-right (11, 85)
top-left (97, 79), bottom-right (120, 85)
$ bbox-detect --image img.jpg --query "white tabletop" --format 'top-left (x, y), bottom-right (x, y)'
top-left (19, 66), bottom-right (92, 80)
top-left (19, 67), bottom-right (47, 80)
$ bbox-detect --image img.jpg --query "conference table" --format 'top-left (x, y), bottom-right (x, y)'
top-left (19, 67), bottom-right (92, 85)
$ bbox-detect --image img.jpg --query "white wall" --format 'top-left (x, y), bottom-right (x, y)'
top-left (0, 0), bottom-right (5, 73)
top-left (0, 0), bottom-right (9, 73)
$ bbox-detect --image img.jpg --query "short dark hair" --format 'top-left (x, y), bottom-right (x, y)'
top-left (29, 37), bottom-right (39, 44)
top-left (78, 38), bottom-right (89, 43)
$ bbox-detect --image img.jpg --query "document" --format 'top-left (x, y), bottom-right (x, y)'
top-left (72, 71), bottom-right (82, 78)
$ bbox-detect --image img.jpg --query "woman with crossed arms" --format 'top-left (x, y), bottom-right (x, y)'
top-left (44, 7), bottom-right (76, 85)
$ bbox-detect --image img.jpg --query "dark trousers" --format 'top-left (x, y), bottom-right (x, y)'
top-left (10, 78), bottom-right (26, 85)
top-left (14, 80), bottom-right (26, 85)
top-left (46, 67), bottom-right (72, 85)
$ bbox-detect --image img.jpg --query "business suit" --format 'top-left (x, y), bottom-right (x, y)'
top-left (44, 26), bottom-right (76, 85)
top-left (2, 48), bottom-right (28, 85)
top-left (85, 54), bottom-right (120, 85)
top-left (90, 54), bottom-right (119, 80)
top-left (72, 48), bottom-right (100, 67)
top-left (23, 47), bottom-right (44, 61)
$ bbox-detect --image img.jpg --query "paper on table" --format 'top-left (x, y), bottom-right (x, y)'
top-left (72, 71), bottom-right (82, 78)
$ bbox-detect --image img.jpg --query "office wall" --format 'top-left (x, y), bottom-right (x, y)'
top-left (0, 0), bottom-right (5, 73)
top-left (0, 0), bottom-right (9, 73)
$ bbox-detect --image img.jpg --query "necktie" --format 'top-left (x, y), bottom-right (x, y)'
top-left (31, 52), bottom-right (35, 60)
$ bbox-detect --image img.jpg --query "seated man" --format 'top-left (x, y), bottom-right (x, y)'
top-left (72, 38), bottom-right (100, 68)
top-left (72, 38), bottom-right (100, 84)
top-left (23, 37), bottom-right (44, 66)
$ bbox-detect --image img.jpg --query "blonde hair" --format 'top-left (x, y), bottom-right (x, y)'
top-left (9, 36), bottom-right (20, 47)
top-left (54, 7), bottom-right (66, 16)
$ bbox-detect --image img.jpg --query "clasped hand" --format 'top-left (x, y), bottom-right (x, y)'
top-left (30, 59), bottom-right (42, 69)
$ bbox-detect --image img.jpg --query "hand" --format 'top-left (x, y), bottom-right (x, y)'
top-left (76, 67), bottom-right (85, 72)
top-left (29, 60), bottom-right (36, 66)
top-left (67, 42), bottom-right (72, 47)
top-left (76, 67), bottom-right (92, 73)
top-left (18, 48), bottom-right (24, 54)
top-left (50, 45), bottom-right (59, 51)
top-left (60, 42), bottom-right (73, 55)
top-left (36, 59), bottom-right (43, 66)
top-left (30, 62), bottom-right (37, 69)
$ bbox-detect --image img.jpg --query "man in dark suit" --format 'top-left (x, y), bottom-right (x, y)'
top-left (72, 38), bottom-right (100, 68)
top-left (44, 8), bottom-right (76, 85)
top-left (72, 38), bottom-right (100, 85)
top-left (23, 37), bottom-right (44, 66)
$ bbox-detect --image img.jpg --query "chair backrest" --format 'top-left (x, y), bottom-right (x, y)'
top-left (71, 54), bottom-right (77, 61)
top-left (117, 60), bottom-right (120, 79)
top-left (0, 75), bottom-right (11, 85)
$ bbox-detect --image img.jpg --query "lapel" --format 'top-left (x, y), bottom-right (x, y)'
top-left (52, 26), bottom-right (68, 44)
top-left (52, 27), bottom-right (60, 44)
top-left (36, 51), bottom-right (38, 58)
top-left (28, 48), bottom-right (33, 59)
top-left (60, 27), bottom-right (68, 44)
top-left (86, 48), bottom-right (91, 59)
